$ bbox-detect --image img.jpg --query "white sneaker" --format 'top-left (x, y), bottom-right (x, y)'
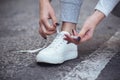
top-left (36, 31), bottom-right (78, 64)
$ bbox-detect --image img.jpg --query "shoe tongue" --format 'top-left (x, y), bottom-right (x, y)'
top-left (60, 31), bottom-right (70, 35)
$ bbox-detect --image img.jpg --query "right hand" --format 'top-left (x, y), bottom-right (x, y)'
top-left (64, 10), bottom-right (105, 45)
top-left (64, 16), bottom-right (97, 45)
top-left (39, 0), bottom-right (57, 39)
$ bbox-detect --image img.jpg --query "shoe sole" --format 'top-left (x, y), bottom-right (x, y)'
top-left (36, 50), bottom-right (78, 64)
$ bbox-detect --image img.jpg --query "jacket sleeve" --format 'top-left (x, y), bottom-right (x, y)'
top-left (60, 0), bottom-right (83, 23)
top-left (95, 0), bottom-right (120, 16)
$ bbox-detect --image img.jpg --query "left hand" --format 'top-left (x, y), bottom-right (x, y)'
top-left (64, 10), bottom-right (105, 45)
top-left (64, 29), bottom-right (81, 45)
top-left (64, 15), bottom-right (97, 45)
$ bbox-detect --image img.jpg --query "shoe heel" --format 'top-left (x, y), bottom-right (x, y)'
top-left (64, 50), bottom-right (78, 61)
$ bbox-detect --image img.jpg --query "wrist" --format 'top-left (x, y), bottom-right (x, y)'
top-left (39, 0), bottom-right (51, 11)
top-left (40, 0), bottom-right (52, 4)
top-left (91, 10), bottom-right (105, 26)
top-left (40, 0), bottom-right (50, 5)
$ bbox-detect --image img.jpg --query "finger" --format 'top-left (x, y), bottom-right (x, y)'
top-left (71, 36), bottom-right (81, 43)
top-left (39, 24), bottom-right (47, 39)
top-left (64, 37), bottom-right (73, 44)
top-left (75, 36), bottom-right (81, 42)
top-left (79, 28), bottom-right (87, 38)
top-left (48, 16), bottom-right (51, 19)
top-left (42, 18), bottom-right (56, 31)
top-left (81, 35), bottom-right (90, 42)
top-left (80, 30), bottom-right (92, 42)
top-left (47, 17), bottom-right (60, 27)
top-left (72, 29), bottom-right (75, 35)
top-left (72, 29), bottom-right (78, 36)
top-left (41, 24), bottom-right (56, 35)
top-left (55, 23), bottom-right (60, 26)
top-left (64, 35), bottom-right (73, 42)
top-left (64, 34), bottom-right (79, 44)
top-left (50, 12), bottom-right (57, 26)
top-left (64, 36), bottom-right (72, 44)
top-left (72, 29), bottom-right (81, 42)
top-left (44, 30), bottom-right (56, 35)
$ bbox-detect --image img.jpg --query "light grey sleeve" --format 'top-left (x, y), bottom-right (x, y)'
top-left (95, 0), bottom-right (120, 16)
top-left (60, 0), bottom-right (83, 23)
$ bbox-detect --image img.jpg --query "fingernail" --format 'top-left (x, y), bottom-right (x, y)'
top-left (55, 23), bottom-right (60, 26)
top-left (67, 41), bottom-right (70, 44)
top-left (44, 37), bottom-right (47, 39)
top-left (77, 37), bottom-right (81, 42)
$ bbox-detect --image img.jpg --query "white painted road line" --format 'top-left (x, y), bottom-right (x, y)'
top-left (61, 31), bottom-right (120, 80)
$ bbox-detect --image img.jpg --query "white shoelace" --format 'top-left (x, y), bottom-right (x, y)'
top-left (16, 27), bottom-right (60, 53)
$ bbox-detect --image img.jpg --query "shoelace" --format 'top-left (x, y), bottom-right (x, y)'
top-left (16, 27), bottom-right (60, 53)
top-left (48, 32), bottom-right (65, 49)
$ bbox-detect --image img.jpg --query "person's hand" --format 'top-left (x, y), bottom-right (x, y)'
top-left (64, 10), bottom-right (105, 45)
top-left (64, 29), bottom-right (81, 45)
top-left (78, 16), bottom-right (97, 43)
top-left (39, 0), bottom-right (58, 39)
top-left (64, 16), bottom-right (96, 45)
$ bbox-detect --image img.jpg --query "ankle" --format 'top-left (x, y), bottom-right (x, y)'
top-left (61, 22), bottom-right (76, 34)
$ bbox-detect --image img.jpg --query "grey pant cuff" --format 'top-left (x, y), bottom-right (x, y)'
top-left (60, 0), bottom-right (83, 24)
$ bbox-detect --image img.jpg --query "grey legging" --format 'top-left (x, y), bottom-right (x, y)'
top-left (60, 0), bottom-right (120, 23)
top-left (60, 0), bottom-right (83, 23)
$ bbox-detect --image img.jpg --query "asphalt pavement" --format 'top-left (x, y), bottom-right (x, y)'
top-left (0, 0), bottom-right (120, 80)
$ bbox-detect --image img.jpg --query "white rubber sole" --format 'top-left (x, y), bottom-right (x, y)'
top-left (36, 50), bottom-right (78, 64)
